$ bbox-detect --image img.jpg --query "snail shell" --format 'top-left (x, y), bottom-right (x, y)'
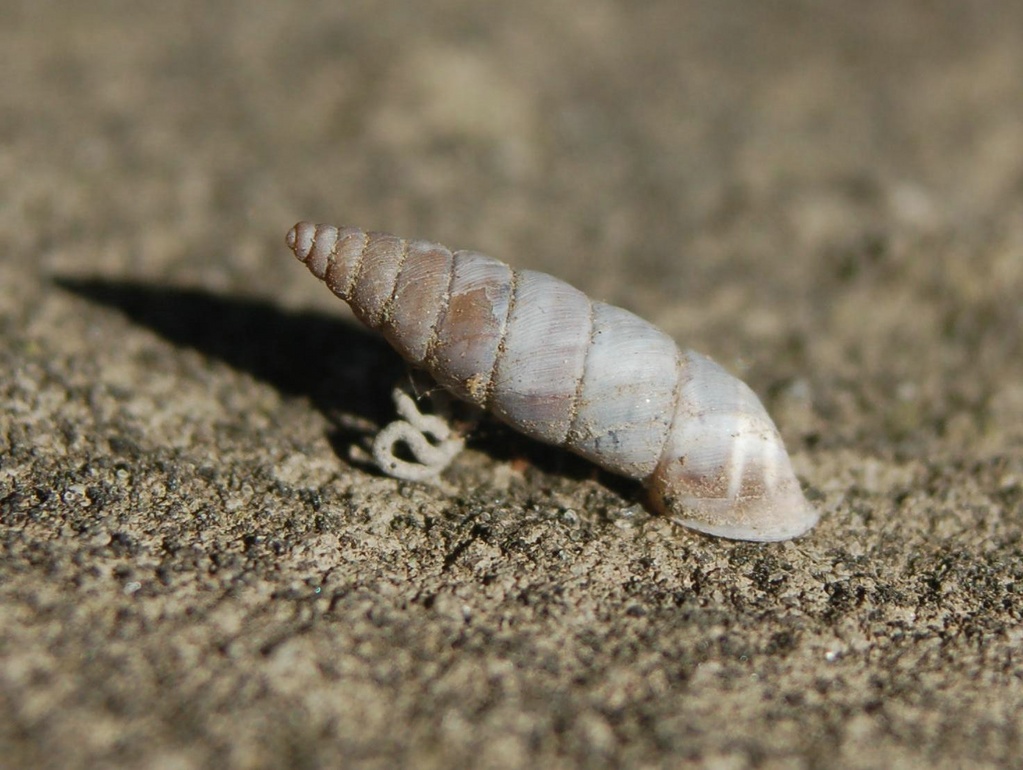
top-left (286, 221), bottom-right (818, 542)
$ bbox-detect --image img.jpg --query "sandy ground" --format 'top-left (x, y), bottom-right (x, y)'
top-left (2, 2), bottom-right (1022, 768)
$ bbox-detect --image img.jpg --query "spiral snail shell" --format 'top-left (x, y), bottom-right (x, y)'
top-left (286, 221), bottom-right (818, 542)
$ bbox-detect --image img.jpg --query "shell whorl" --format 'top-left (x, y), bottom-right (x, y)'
top-left (287, 221), bottom-right (818, 542)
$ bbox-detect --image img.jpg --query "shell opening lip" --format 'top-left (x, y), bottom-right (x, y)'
top-left (673, 515), bottom-right (818, 542)
top-left (670, 496), bottom-right (820, 542)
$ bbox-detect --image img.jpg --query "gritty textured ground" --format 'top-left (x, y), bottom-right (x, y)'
top-left (2, 2), bottom-right (1022, 769)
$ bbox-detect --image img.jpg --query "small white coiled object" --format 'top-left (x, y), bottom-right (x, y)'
top-left (287, 221), bottom-right (818, 542)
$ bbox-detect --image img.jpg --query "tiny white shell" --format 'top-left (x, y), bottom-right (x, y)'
top-left (287, 221), bottom-right (818, 541)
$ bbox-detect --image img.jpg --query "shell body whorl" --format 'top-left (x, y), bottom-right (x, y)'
top-left (286, 221), bottom-right (818, 542)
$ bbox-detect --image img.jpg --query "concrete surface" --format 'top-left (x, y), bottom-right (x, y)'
top-left (2, 2), bottom-right (1021, 768)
